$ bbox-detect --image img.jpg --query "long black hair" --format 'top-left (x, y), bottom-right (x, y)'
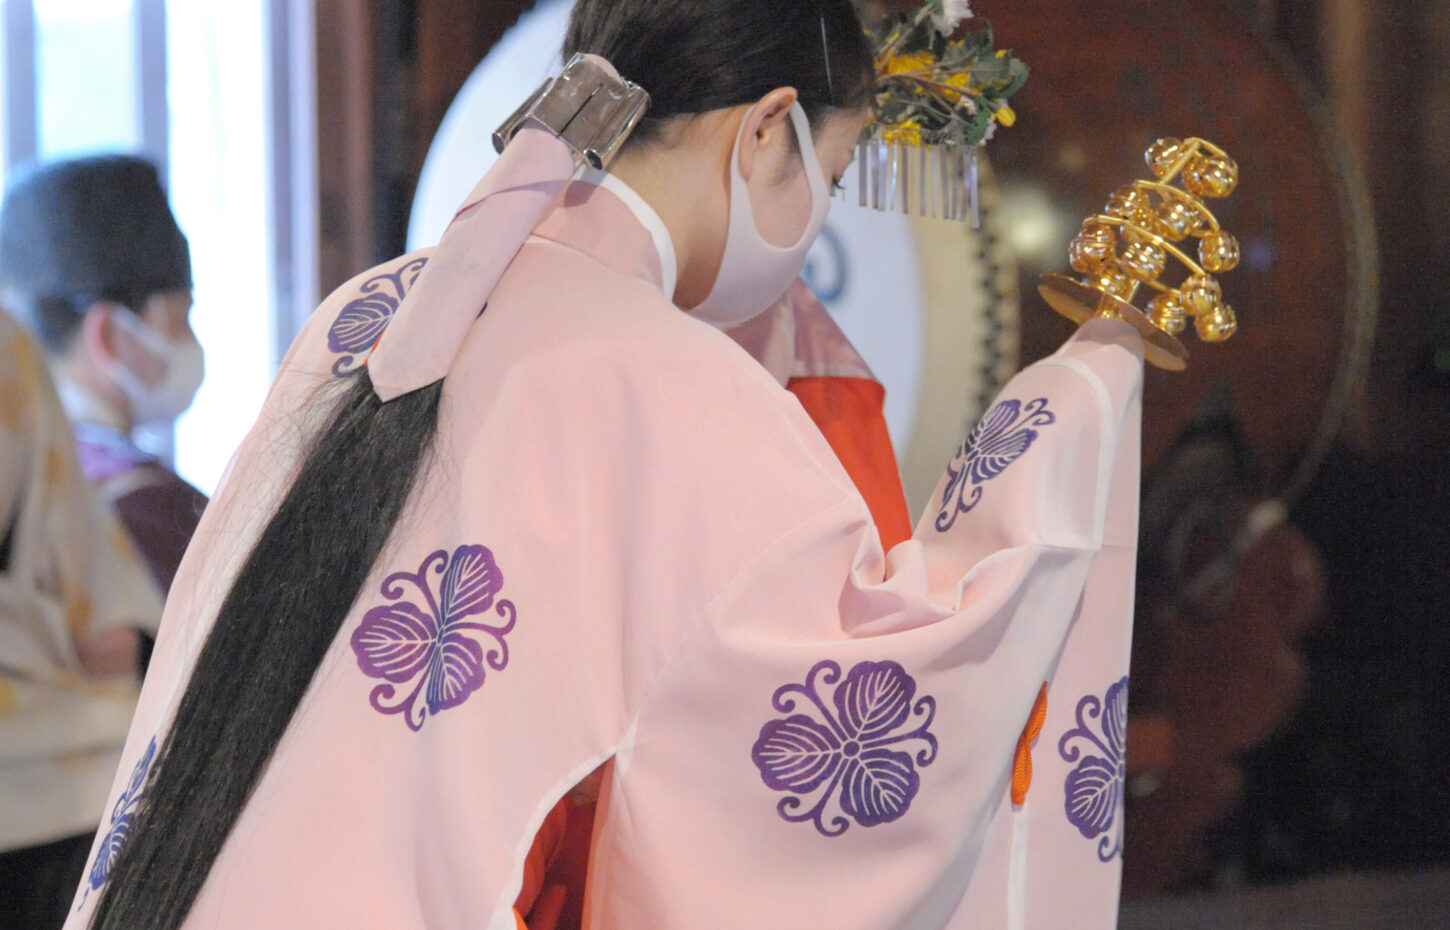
top-left (90, 2), bottom-right (873, 927)
top-left (567, 0), bottom-right (875, 145)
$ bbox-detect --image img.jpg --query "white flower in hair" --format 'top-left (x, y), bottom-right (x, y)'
top-left (930, 0), bottom-right (973, 34)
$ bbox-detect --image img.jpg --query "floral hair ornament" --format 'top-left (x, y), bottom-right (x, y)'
top-left (848, 0), bottom-right (1028, 225)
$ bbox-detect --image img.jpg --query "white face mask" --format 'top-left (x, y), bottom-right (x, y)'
top-left (108, 308), bottom-right (205, 426)
top-left (689, 102), bottom-right (831, 327)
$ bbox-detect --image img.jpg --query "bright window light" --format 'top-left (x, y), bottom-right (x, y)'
top-left (34, 0), bottom-right (139, 159)
top-left (167, 1), bottom-right (274, 494)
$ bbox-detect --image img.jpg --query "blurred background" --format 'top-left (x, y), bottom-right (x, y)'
top-left (5, 0), bottom-right (1445, 924)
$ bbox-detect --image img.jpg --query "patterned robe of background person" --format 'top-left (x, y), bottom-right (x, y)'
top-left (65, 409), bottom-right (208, 595)
top-left (0, 307), bottom-right (163, 930)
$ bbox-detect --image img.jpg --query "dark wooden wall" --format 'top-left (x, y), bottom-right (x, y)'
top-left (1240, 0), bottom-right (1450, 884)
top-left (314, 0), bottom-right (535, 293)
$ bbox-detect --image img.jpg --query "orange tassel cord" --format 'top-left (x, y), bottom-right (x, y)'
top-left (1011, 682), bottom-right (1050, 806)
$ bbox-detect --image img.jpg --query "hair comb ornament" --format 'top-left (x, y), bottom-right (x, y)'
top-left (494, 53), bottom-right (650, 170)
top-left (1037, 137), bottom-right (1242, 371)
top-left (846, 1), bottom-right (1027, 226)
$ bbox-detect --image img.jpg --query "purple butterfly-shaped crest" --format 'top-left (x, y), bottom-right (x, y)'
top-left (79, 735), bottom-right (159, 908)
top-left (1059, 676), bottom-right (1128, 862)
top-left (327, 256), bottom-right (429, 375)
top-left (935, 396), bottom-right (1055, 532)
top-left (350, 545), bottom-right (517, 731)
top-left (752, 660), bottom-right (938, 837)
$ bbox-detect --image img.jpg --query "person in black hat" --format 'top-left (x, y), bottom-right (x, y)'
top-left (0, 154), bottom-right (208, 599)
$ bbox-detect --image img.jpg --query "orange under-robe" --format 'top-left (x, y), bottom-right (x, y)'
top-left (786, 375), bottom-right (913, 551)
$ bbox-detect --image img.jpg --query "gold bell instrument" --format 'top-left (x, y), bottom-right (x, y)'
top-left (1038, 137), bottom-right (1241, 370)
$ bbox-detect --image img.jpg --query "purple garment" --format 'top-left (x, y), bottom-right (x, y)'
top-left (73, 428), bottom-right (207, 592)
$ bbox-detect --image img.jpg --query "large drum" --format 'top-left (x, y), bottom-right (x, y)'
top-left (983, 0), bottom-right (1376, 501)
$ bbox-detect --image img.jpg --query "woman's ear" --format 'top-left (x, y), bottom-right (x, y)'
top-left (736, 86), bottom-right (800, 183)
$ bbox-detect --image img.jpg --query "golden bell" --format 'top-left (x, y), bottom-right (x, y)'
top-left (1199, 230), bottom-right (1240, 272)
top-left (1120, 240), bottom-right (1167, 282)
top-left (1145, 137), bottom-right (1187, 178)
top-left (1105, 186), bottom-right (1156, 226)
top-left (1087, 268), bottom-right (1137, 301)
top-left (1196, 304), bottom-right (1238, 342)
top-left (1069, 221), bottom-right (1117, 274)
top-left (1179, 273), bottom-right (1222, 316)
top-left (1183, 154), bottom-right (1238, 199)
top-left (1156, 200), bottom-right (1203, 241)
top-left (1148, 291), bottom-right (1189, 335)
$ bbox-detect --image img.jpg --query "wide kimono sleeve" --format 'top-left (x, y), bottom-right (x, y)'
top-left (587, 317), bottom-right (1144, 930)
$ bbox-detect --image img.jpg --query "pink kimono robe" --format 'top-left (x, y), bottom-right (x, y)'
top-left (67, 179), bottom-right (1144, 930)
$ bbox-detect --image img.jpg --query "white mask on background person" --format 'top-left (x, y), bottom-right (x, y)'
top-left (107, 307), bottom-right (205, 426)
top-left (688, 102), bottom-right (831, 327)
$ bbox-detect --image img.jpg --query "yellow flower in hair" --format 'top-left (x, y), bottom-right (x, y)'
top-left (941, 72), bottom-right (973, 102)
top-left (868, 3), bottom-right (1027, 157)
top-left (882, 120), bottom-right (925, 146)
top-left (885, 51), bottom-right (935, 76)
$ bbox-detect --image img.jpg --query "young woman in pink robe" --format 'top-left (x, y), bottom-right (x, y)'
top-left (68, 2), bottom-right (1144, 928)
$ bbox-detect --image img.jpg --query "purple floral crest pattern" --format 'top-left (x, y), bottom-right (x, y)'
top-left (1058, 676), bottom-right (1128, 862)
top-left (327, 256), bottom-right (429, 375)
top-left (350, 545), bottom-right (516, 731)
top-left (752, 660), bottom-right (938, 837)
top-left (935, 397), bottom-right (1056, 532)
top-left (79, 735), bottom-right (158, 908)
